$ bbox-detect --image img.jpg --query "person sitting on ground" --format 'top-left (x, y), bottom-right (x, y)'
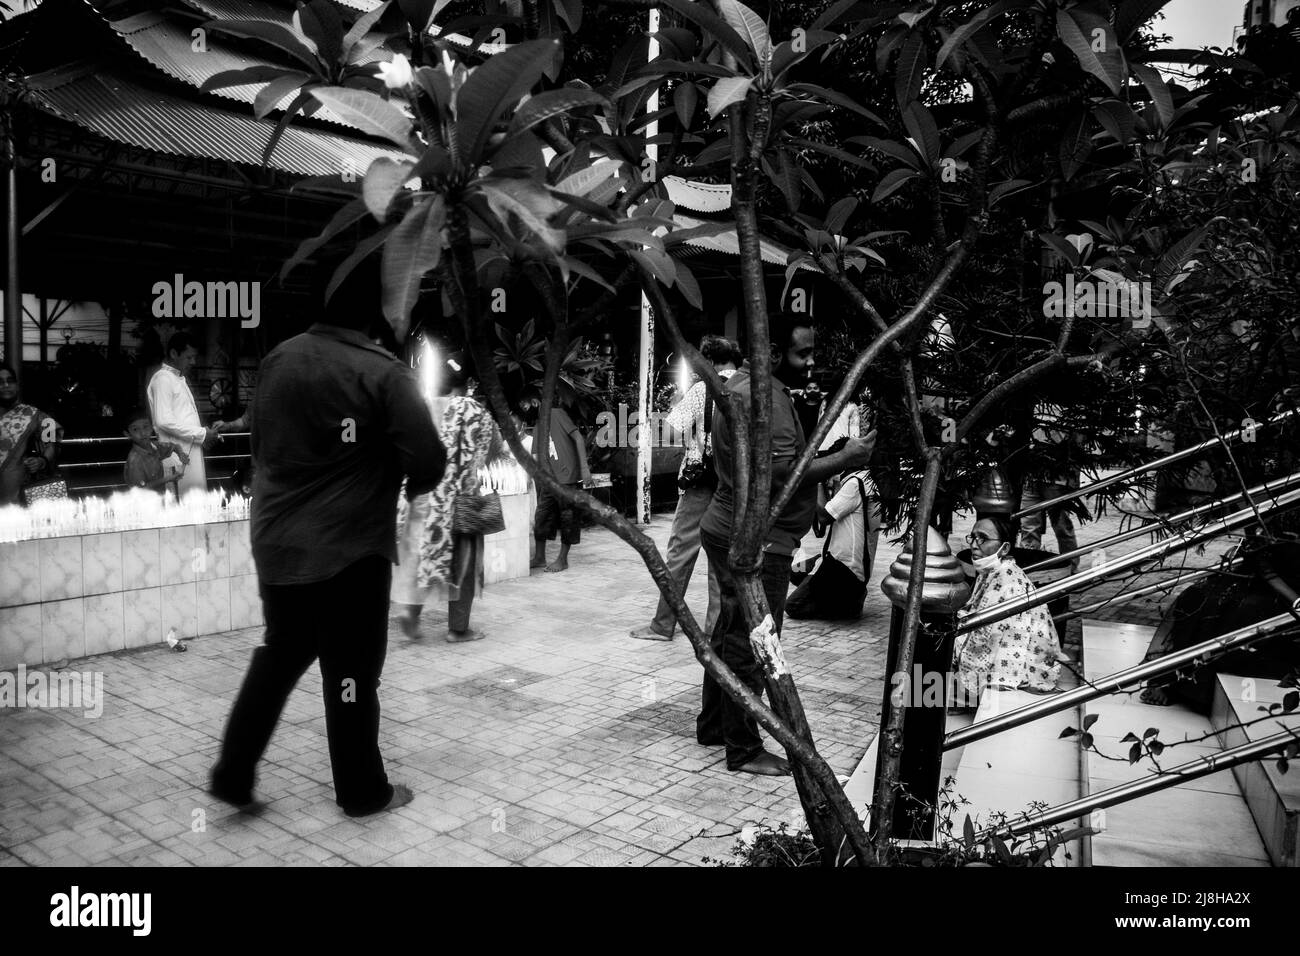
top-left (122, 407), bottom-right (189, 494)
top-left (530, 401), bottom-right (592, 573)
top-left (953, 516), bottom-right (1064, 706)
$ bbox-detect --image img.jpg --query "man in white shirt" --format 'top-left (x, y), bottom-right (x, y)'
top-left (630, 335), bottom-right (741, 641)
top-left (147, 332), bottom-right (219, 497)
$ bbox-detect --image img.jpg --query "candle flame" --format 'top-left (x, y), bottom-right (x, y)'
top-left (479, 460), bottom-right (530, 496)
top-left (420, 339), bottom-right (440, 406)
top-left (0, 489), bottom-right (250, 544)
top-left (677, 355), bottom-right (692, 396)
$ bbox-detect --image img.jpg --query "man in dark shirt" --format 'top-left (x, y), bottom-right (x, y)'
top-left (211, 263), bottom-right (446, 817)
top-left (697, 315), bottom-right (875, 775)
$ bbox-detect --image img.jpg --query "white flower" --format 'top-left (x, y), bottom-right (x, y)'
top-left (376, 54), bottom-right (414, 91)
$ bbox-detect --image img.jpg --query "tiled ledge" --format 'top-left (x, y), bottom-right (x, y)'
top-left (0, 520), bottom-right (261, 669)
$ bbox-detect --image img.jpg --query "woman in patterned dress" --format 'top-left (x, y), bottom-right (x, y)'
top-left (953, 516), bottom-right (1063, 704)
top-left (392, 360), bottom-right (504, 642)
top-left (0, 363), bottom-right (62, 506)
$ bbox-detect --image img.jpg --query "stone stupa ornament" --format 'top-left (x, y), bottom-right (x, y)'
top-left (972, 466), bottom-right (1019, 515)
top-left (880, 525), bottom-right (971, 615)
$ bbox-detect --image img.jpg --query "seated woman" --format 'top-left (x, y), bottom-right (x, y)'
top-left (953, 516), bottom-right (1064, 705)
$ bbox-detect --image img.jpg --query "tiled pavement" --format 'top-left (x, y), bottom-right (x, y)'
top-left (0, 498), bottom-right (1234, 866)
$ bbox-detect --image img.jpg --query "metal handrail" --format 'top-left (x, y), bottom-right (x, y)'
top-left (1025, 472), bottom-right (1300, 572)
top-left (956, 484), bottom-right (1300, 636)
top-left (979, 727), bottom-right (1300, 841)
top-left (1012, 407), bottom-right (1298, 520)
top-left (944, 612), bottom-right (1299, 752)
top-left (1053, 556), bottom-right (1245, 623)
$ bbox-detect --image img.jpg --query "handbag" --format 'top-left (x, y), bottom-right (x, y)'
top-left (23, 473), bottom-right (69, 504)
top-left (677, 395), bottom-right (717, 491)
top-left (786, 476), bottom-right (872, 621)
top-left (453, 490), bottom-right (506, 536)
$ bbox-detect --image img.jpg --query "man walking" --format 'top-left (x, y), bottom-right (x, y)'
top-left (210, 264), bottom-right (446, 817)
top-left (147, 333), bottom-right (220, 497)
top-left (630, 335), bottom-right (741, 641)
top-left (697, 315), bottom-right (875, 775)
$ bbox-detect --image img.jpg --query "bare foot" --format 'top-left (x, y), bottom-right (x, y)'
top-left (545, 558), bottom-right (568, 573)
top-left (530, 554), bottom-right (546, 569)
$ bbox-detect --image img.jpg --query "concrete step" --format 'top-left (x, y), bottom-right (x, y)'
top-left (1211, 673), bottom-right (1300, 867)
top-left (1080, 620), bottom-right (1271, 867)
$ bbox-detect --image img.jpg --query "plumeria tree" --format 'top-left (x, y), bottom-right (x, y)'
top-left (231, 0), bottom-right (1299, 865)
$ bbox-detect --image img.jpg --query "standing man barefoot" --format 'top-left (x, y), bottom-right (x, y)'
top-left (531, 403), bottom-right (590, 573)
top-left (210, 261), bottom-right (446, 818)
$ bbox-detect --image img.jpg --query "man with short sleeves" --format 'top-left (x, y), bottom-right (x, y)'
top-left (210, 261), bottom-right (446, 818)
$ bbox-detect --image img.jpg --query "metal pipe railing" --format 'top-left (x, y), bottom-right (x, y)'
top-left (955, 484), bottom-right (1300, 636)
top-left (1053, 556), bottom-right (1245, 623)
top-left (1025, 472), bottom-right (1300, 572)
top-left (944, 612), bottom-right (1297, 752)
top-left (1012, 407), bottom-right (1299, 520)
top-left (980, 727), bottom-right (1300, 841)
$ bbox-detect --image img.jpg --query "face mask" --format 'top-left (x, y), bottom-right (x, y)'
top-left (972, 549), bottom-right (1005, 573)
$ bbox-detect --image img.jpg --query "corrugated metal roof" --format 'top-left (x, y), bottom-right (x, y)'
top-left (675, 213), bottom-right (793, 265)
top-left (105, 10), bottom-right (367, 128)
top-left (663, 176), bottom-right (732, 213)
top-left (26, 62), bottom-right (405, 178)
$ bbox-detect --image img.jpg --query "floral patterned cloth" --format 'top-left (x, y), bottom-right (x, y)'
top-left (0, 404), bottom-right (57, 506)
top-left (953, 555), bottom-right (1062, 701)
top-left (396, 395), bottom-right (498, 590)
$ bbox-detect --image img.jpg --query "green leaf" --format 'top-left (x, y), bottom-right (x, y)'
top-left (326, 224), bottom-right (396, 303)
top-left (362, 157), bottom-right (415, 221)
top-left (343, 0), bottom-right (393, 54)
top-left (510, 89), bottom-right (609, 136)
top-left (455, 38), bottom-right (561, 166)
top-left (787, 83), bottom-right (886, 126)
top-left (1115, 0), bottom-right (1173, 41)
top-left (962, 814), bottom-right (975, 848)
top-left (1130, 62), bottom-right (1174, 130)
top-left (478, 177), bottom-right (567, 254)
top-left (1119, 732), bottom-right (1140, 743)
top-left (261, 89), bottom-right (317, 166)
top-left (554, 161), bottom-right (622, 198)
top-left (382, 194), bottom-right (444, 337)
top-left (1128, 742), bottom-right (1143, 764)
top-left (1282, 691), bottom-right (1298, 712)
top-left (1059, 110), bottom-right (1091, 181)
top-left (1056, 7), bottom-right (1122, 96)
top-left (296, 0), bottom-right (345, 67)
top-left (674, 82), bottom-right (698, 129)
top-left (555, 0), bottom-right (583, 33)
top-left (1083, 713), bottom-right (1099, 730)
top-left (563, 257), bottom-right (616, 293)
top-left (1143, 727), bottom-right (1160, 739)
top-left (202, 19), bottom-right (323, 72)
top-left (1080, 732), bottom-right (1094, 749)
top-left (707, 76), bottom-right (753, 119)
top-left (895, 31), bottom-right (926, 110)
top-left (659, 0), bottom-right (754, 67)
top-left (1153, 223), bottom-right (1211, 292)
top-left (309, 86), bottom-right (414, 151)
top-left (991, 836), bottom-right (1014, 865)
top-left (254, 74), bottom-right (310, 119)
top-left (902, 102), bottom-right (939, 166)
top-left (280, 197), bottom-right (370, 281)
top-left (826, 196), bottom-right (858, 236)
top-left (1059, 726), bottom-right (1077, 739)
top-left (935, 0), bottom-right (1020, 71)
top-left (672, 256), bottom-right (703, 309)
top-left (200, 66), bottom-right (302, 94)
top-left (715, 0), bottom-right (771, 64)
top-left (847, 135), bottom-right (923, 170)
top-left (1092, 99), bottom-right (1137, 145)
top-left (789, 138), bottom-right (878, 173)
top-left (871, 167), bottom-right (918, 203)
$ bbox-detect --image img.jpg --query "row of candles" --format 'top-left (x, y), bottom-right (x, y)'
top-left (0, 489), bottom-right (251, 544)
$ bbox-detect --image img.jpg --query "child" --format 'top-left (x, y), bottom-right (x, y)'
top-left (530, 403), bottom-right (591, 573)
top-left (123, 407), bottom-right (189, 493)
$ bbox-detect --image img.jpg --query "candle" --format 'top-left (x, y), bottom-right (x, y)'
top-left (0, 490), bottom-right (251, 544)
top-left (677, 354), bottom-right (692, 396)
top-left (420, 339), bottom-right (440, 405)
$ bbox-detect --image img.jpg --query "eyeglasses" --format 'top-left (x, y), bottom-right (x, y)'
top-left (966, 532), bottom-right (1000, 545)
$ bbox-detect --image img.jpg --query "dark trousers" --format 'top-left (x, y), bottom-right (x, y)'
top-left (448, 533), bottom-right (479, 634)
top-left (697, 543), bottom-right (793, 769)
top-left (213, 554), bottom-right (394, 814)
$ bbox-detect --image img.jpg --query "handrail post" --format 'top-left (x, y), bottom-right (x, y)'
top-left (876, 527), bottom-right (970, 840)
